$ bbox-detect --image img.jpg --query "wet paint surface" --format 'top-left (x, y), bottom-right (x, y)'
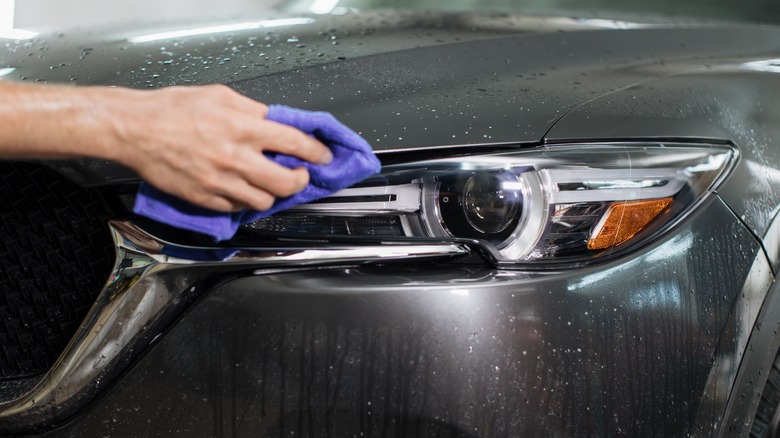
top-left (233, 27), bottom-right (780, 151)
top-left (0, 12), bottom-right (598, 87)
top-left (4, 12), bottom-right (778, 435)
top-left (3, 20), bottom-right (780, 185)
top-left (43, 198), bottom-right (769, 436)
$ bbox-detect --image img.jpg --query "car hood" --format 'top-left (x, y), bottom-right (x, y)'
top-left (2, 12), bottom-right (779, 185)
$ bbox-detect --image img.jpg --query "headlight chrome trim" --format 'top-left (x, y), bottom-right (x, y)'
top-left (246, 141), bottom-right (738, 265)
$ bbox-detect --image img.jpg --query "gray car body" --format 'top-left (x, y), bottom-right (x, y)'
top-left (1, 10), bottom-right (780, 437)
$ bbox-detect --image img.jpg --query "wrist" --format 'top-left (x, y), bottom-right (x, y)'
top-left (73, 86), bottom-right (139, 164)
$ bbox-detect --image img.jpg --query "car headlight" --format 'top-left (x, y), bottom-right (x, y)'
top-left (244, 143), bottom-right (735, 265)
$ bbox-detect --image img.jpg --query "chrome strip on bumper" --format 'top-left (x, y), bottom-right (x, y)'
top-left (0, 220), bottom-right (470, 433)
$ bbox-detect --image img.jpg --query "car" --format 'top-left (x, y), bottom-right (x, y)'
top-left (1, 0), bottom-right (780, 436)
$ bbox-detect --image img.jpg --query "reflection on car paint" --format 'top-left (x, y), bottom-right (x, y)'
top-left (41, 197), bottom-right (772, 437)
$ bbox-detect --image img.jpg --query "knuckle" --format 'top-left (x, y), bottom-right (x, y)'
top-left (172, 86), bottom-right (199, 102)
top-left (278, 178), bottom-right (300, 197)
top-left (284, 133), bottom-right (306, 154)
top-left (297, 169), bottom-right (310, 188)
top-left (199, 174), bottom-right (222, 192)
top-left (207, 84), bottom-right (234, 98)
top-left (192, 192), bottom-right (223, 211)
top-left (256, 194), bottom-right (275, 211)
top-left (228, 120), bottom-right (252, 139)
top-left (228, 202), bottom-right (245, 212)
top-left (212, 143), bottom-right (240, 165)
top-left (188, 191), bottom-right (206, 204)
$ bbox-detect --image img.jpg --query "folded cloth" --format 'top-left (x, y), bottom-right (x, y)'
top-left (133, 105), bottom-right (381, 241)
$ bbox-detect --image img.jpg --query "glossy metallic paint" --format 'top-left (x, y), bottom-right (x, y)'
top-left (41, 197), bottom-right (770, 436)
top-left (2, 12), bottom-right (779, 437)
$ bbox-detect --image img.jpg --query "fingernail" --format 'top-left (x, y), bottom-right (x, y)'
top-left (320, 150), bottom-right (333, 165)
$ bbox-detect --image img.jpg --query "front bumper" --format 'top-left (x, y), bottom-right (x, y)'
top-left (23, 195), bottom-right (773, 436)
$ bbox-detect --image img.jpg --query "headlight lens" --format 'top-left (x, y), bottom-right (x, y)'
top-left (462, 171), bottom-right (522, 234)
top-left (244, 143), bottom-right (735, 265)
top-left (438, 170), bottom-right (525, 241)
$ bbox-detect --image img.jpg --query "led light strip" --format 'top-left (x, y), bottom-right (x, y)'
top-left (543, 168), bottom-right (684, 204)
top-left (289, 168), bottom-right (684, 216)
top-left (290, 183), bottom-right (421, 214)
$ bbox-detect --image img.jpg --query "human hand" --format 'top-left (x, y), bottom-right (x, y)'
top-left (99, 85), bottom-right (332, 212)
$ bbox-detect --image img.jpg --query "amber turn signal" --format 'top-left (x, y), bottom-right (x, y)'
top-left (587, 198), bottom-right (673, 250)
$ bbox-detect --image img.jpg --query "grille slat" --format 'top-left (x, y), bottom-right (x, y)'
top-left (0, 162), bottom-right (116, 380)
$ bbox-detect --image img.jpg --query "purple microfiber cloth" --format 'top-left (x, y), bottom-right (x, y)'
top-left (133, 105), bottom-right (381, 241)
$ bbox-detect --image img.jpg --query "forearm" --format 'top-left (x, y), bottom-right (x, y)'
top-left (0, 81), bottom-right (332, 212)
top-left (0, 81), bottom-right (120, 160)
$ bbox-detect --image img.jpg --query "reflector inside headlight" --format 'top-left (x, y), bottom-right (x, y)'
top-left (244, 143), bottom-right (735, 264)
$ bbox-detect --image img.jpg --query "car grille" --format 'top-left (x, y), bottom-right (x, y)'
top-left (0, 162), bottom-right (117, 380)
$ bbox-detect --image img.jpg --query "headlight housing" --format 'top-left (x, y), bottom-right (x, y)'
top-left (244, 143), bottom-right (736, 265)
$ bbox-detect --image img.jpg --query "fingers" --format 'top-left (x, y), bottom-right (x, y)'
top-left (249, 119), bottom-right (333, 165)
top-left (218, 85), bottom-right (270, 118)
top-left (120, 85), bottom-right (331, 213)
top-left (177, 159), bottom-right (310, 213)
top-left (215, 177), bottom-right (277, 212)
top-left (206, 86), bottom-right (334, 165)
top-left (235, 150), bottom-right (311, 198)
top-left (189, 193), bottom-right (244, 213)
top-left (205, 85), bottom-right (332, 165)
top-left (184, 174), bottom-right (277, 213)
